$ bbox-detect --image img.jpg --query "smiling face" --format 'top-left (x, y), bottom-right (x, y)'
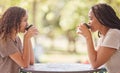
top-left (88, 9), bottom-right (103, 32)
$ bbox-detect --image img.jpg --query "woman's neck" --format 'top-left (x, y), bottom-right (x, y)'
top-left (99, 27), bottom-right (109, 36)
top-left (10, 31), bottom-right (17, 41)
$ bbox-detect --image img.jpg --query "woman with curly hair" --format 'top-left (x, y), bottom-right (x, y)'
top-left (0, 6), bottom-right (39, 73)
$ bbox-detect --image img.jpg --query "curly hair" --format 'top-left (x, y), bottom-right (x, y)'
top-left (0, 6), bottom-right (26, 40)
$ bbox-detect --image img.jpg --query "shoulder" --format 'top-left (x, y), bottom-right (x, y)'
top-left (101, 29), bottom-right (120, 50)
top-left (107, 29), bottom-right (120, 34)
top-left (106, 29), bottom-right (120, 37)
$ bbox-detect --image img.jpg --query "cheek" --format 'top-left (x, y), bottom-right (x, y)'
top-left (19, 23), bottom-right (26, 32)
top-left (91, 26), bottom-right (97, 32)
top-left (90, 22), bottom-right (98, 32)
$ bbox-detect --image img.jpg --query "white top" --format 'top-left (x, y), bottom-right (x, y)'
top-left (98, 29), bottom-right (120, 73)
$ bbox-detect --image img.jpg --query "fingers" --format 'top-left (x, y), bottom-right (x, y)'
top-left (76, 23), bottom-right (89, 35)
top-left (28, 26), bottom-right (38, 32)
top-left (76, 26), bottom-right (81, 34)
top-left (26, 26), bottom-right (39, 38)
top-left (76, 24), bottom-right (84, 34)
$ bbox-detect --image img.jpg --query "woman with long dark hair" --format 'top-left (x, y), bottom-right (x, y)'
top-left (77, 3), bottom-right (120, 73)
top-left (0, 7), bottom-right (39, 73)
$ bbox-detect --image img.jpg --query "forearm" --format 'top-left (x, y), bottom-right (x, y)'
top-left (22, 25), bottom-right (38, 65)
top-left (22, 36), bottom-right (31, 67)
top-left (29, 40), bottom-right (35, 65)
top-left (85, 35), bottom-right (97, 68)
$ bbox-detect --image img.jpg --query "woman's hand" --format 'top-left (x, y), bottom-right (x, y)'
top-left (24, 26), bottom-right (39, 39)
top-left (76, 23), bottom-right (91, 39)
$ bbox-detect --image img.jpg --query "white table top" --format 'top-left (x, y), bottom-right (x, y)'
top-left (21, 63), bottom-right (101, 73)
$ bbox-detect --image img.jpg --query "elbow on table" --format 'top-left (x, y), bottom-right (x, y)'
top-left (30, 61), bottom-right (34, 65)
top-left (91, 64), bottom-right (100, 69)
top-left (22, 61), bottom-right (34, 68)
top-left (22, 65), bottom-right (29, 68)
top-left (21, 63), bottom-right (29, 68)
top-left (30, 59), bottom-right (35, 65)
top-left (92, 66), bottom-right (98, 69)
top-left (21, 60), bottom-right (34, 68)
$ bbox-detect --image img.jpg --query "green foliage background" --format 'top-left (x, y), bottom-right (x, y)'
top-left (0, 0), bottom-right (120, 63)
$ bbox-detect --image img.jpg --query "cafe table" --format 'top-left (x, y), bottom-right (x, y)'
top-left (20, 63), bottom-right (102, 73)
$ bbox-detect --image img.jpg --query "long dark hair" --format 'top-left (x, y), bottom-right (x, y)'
top-left (91, 3), bottom-right (120, 37)
top-left (0, 6), bottom-right (26, 40)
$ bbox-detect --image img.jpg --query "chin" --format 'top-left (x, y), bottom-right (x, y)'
top-left (91, 29), bottom-right (97, 32)
top-left (20, 30), bottom-right (25, 33)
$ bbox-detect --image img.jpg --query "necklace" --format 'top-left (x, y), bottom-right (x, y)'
top-left (14, 39), bottom-right (17, 46)
top-left (9, 37), bottom-right (17, 46)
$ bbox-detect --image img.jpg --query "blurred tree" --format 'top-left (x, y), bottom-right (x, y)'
top-left (59, 0), bottom-right (98, 53)
top-left (1, 0), bottom-right (120, 54)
